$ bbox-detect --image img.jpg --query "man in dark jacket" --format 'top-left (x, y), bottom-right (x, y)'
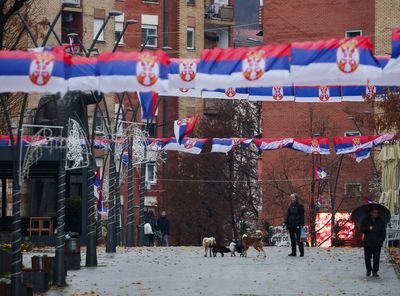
top-left (285, 193), bottom-right (305, 257)
top-left (360, 208), bottom-right (386, 277)
top-left (157, 211), bottom-right (170, 246)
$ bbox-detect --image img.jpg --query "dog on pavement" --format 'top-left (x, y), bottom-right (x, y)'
top-left (212, 245), bottom-right (231, 257)
top-left (202, 237), bottom-right (216, 257)
top-left (229, 242), bottom-right (244, 257)
top-left (242, 230), bottom-right (266, 258)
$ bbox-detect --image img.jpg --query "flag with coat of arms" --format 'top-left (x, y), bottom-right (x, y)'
top-left (174, 115), bottom-right (199, 145)
top-left (314, 165), bottom-right (327, 180)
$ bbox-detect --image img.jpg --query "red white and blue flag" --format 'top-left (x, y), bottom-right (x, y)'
top-left (382, 28), bottom-right (400, 85)
top-left (164, 137), bottom-right (207, 154)
top-left (211, 138), bottom-right (252, 153)
top-left (295, 86), bottom-right (342, 103)
top-left (138, 91), bottom-right (158, 120)
top-left (0, 48), bottom-right (67, 93)
top-left (197, 44), bottom-right (290, 90)
top-left (362, 196), bottom-right (375, 204)
top-left (291, 138), bottom-right (330, 154)
top-left (168, 58), bottom-right (199, 89)
top-left (334, 134), bottom-right (393, 155)
top-left (97, 50), bottom-right (170, 93)
top-left (66, 55), bottom-right (98, 91)
top-left (291, 37), bottom-right (381, 86)
top-left (248, 86), bottom-right (294, 101)
top-left (174, 115), bottom-right (199, 145)
top-left (202, 88), bottom-right (249, 100)
top-left (314, 165), bottom-right (328, 180)
top-left (316, 195), bottom-right (323, 207)
top-left (253, 138), bottom-right (293, 151)
top-left (146, 138), bottom-right (169, 151)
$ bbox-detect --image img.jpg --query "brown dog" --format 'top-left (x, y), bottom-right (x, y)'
top-left (242, 230), bottom-right (266, 257)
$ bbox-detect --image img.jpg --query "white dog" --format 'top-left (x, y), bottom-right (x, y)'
top-left (229, 242), bottom-right (236, 256)
top-left (202, 237), bottom-right (216, 257)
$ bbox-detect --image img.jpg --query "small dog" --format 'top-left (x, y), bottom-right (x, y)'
top-left (212, 245), bottom-right (231, 257)
top-left (229, 242), bottom-right (244, 257)
top-left (242, 230), bottom-right (266, 258)
top-left (202, 237), bottom-right (216, 257)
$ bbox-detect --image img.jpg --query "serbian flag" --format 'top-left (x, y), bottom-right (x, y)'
top-left (159, 88), bottom-right (202, 98)
top-left (291, 37), bottom-right (381, 86)
top-left (291, 138), bottom-right (330, 154)
top-left (0, 135), bottom-right (9, 146)
top-left (66, 55), bottom-right (98, 91)
top-left (94, 168), bottom-right (103, 211)
top-left (139, 91), bottom-right (158, 119)
top-left (316, 195), bottom-right (323, 207)
top-left (314, 165), bottom-right (327, 180)
top-left (211, 138), bottom-right (252, 153)
top-left (97, 50), bottom-right (170, 93)
top-left (362, 196), bottom-right (375, 204)
top-left (295, 86), bottom-right (342, 103)
top-left (197, 44), bottom-right (290, 90)
top-left (351, 148), bottom-right (372, 162)
top-left (382, 28), bottom-right (400, 84)
top-left (202, 88), bottom-right (249, 100)
top-left (334, 134), bottom-right (394, 155)
top-left (341, 84), bottom-right (387, 102)
top-left (174, 115), bottom-right (199, 145)
top-left (253, 138), bottom-right (293, 151)
top-left (248, 86), bottom-right (294, 101)
top-left (168, 58), bottom-right (199, 89)
top-left (0, 48), bottom-right (67, 93)
top-left (164, 137), bottom-right (207, 154)
top-left (146, 138), bottom-right (169, 151)
top-left (94, 138), bottom-right (111, 150)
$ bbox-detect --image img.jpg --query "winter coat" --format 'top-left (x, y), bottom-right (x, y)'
top-left (285, 202), bottom-right (305, 229)
top-left (157, 216), bottom-right (170, 235)
top-left (361, 216), bottom-right (386, 248)
top-left (145, 212), bottom-right (157, 231)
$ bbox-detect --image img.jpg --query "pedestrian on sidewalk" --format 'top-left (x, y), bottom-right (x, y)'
top-left (145, 211), bottom-right (157, 247)
top-left (360, 208), bottom-right (386, 277)
top-left (284, 193), bottom-right (305, 257)
top-left (157, 211), bottom-right (170, 246)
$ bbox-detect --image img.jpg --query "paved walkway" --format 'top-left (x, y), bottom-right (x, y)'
top-left (34, 246), bottom-right (399, 296)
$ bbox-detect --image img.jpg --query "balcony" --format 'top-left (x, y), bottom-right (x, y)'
top-left (205, 0), bottom-right (234, 26)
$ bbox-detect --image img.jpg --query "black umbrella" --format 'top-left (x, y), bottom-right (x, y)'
top-left (351, 203), bottom-right (391, 229)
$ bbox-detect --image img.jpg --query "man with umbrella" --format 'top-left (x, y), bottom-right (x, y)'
top-left (359, 208), bottom-right (387, 277)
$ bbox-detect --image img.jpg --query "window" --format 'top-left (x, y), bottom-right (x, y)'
top-left (141, 25), bottom-right (158, 48)
top-left (187, 0), bottom-right (195, 5)
top-left (145, 163), bottom-right (157, 184)
top-left (93, 18), bottom-right (105, 41)
top-left (187, 27), bottom-right (195, 49)
top-left (344, 183), bottom-right (362, 197)
top-left (94, 111), bottom-right (105, 134)
top-left (115, 13), bottom-right (124, 45)
top-left (345, 30), bottom-right (362, 38)
top-left (142, 0), bottom-right (159, 3)
top-left (344, 131), bottom-right (361, 137)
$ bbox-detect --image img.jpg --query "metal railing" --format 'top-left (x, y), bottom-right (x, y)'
top-left (205, 1), bottom-right (233, 21)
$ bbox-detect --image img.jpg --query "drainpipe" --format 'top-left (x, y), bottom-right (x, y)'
top-left (163, 0), bottom-right (169, 47)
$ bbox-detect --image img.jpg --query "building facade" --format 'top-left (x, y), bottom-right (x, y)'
top-left (260, 0), bottom-right (378, 230)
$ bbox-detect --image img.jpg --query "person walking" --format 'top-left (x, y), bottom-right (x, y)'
top-left (360, 208), bottom-right (386, 277)
top-left (145, 211), bottom-right (157, 247)
top-left (157, 211), bottom-right (170, 246)
top-left (284, 193), bottom-right (305, 257)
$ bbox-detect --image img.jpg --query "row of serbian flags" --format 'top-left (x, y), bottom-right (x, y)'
top-left (0, 133), bottom-right (394, 162)
top-left (1, 31), bottom-right (400, 98)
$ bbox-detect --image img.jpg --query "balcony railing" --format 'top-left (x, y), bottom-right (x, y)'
top-left (205, 1), bottom-right (233, 22)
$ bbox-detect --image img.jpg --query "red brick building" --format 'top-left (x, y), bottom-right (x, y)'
top-left (260, 0), bottom-right (376, 227)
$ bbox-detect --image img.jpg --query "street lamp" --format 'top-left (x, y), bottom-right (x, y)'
top-left (67, 33), bottom-right (88, 56)
top-left (112, 19), bottom-right (139, 52)
top-left (87, 10), bottom-right (123, 56)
